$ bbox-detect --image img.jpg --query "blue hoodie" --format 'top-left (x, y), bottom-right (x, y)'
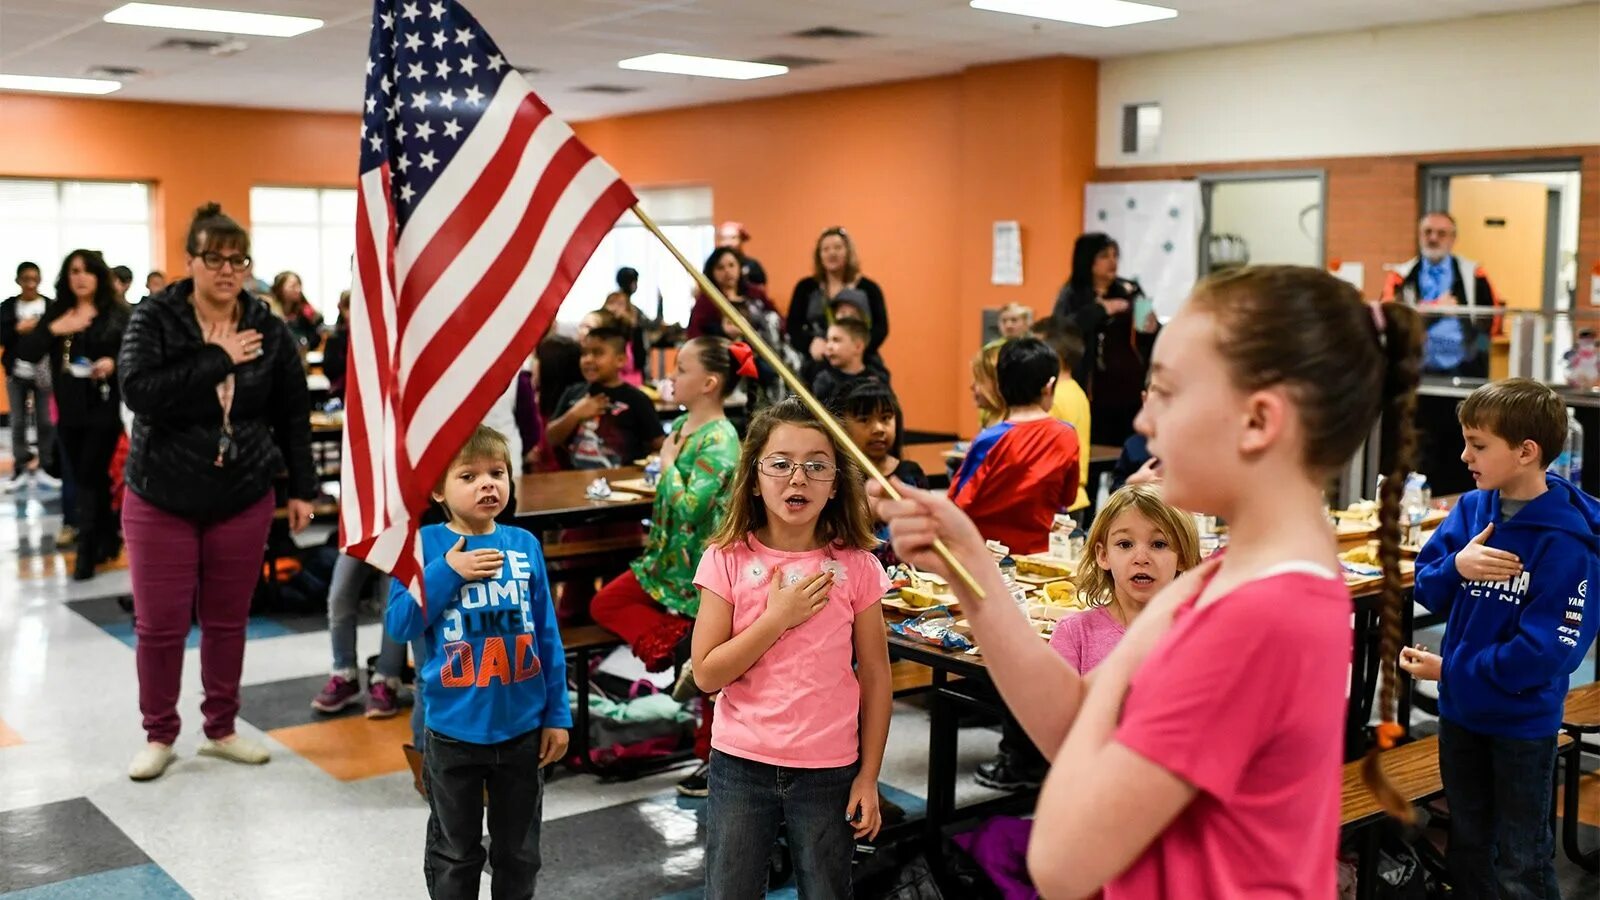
top-left (1414, 474), bottom-right (1600, 739)
top-left (386, 523), bottom-right (571, 744)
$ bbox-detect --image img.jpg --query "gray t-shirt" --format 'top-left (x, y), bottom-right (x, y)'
top-left (1499, 496), bottom-right (1529, 522)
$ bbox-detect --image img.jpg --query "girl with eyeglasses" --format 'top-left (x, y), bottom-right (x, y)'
top-left (116, 202), bottom-right (317, 782)
top-left (690, 398), bottom-right (892, 897)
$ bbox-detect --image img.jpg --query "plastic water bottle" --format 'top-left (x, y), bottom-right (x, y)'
top-left (1400, 473), bottom-right (1428, 547)
top-left (643, 456), bottom-right (662, 487)
top-left (998, 556), bottom-right (1028, 610)
top-left (1550, 408), bottom-right (1584, 485)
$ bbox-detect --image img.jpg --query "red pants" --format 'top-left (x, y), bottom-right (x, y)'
top-left (592, 569), bottom-right (713, 760)
top-left (124, 489), bottom-right (275, 745)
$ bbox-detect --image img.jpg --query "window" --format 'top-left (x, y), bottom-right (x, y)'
top-left (0, 178), bottom-right (153, 301)
top-left (559, 185), bottom-right (715, 331)
top-left (249, 186), bottom-right (358, 319)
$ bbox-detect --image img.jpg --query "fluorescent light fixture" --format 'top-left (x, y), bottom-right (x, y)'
top-left (0, 73), bottom-right (122, 95)
top-left (103, 3), bottom-right (323, 38)
top-left (617, 53), bottom-right (787, 81)
top-left (970, 0), bottom-right (1177, 28)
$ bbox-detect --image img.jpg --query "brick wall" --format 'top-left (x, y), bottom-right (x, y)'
top-left (1098, 145), bottom-right (1600, 300)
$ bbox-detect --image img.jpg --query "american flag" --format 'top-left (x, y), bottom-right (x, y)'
top-left (341, 0), bottom-right (636, 608)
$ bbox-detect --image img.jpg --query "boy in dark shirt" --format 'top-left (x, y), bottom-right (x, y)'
top-left (546, 325), bottom-right (663, 469)
top-left (812, 318), bottom-right (883, 405)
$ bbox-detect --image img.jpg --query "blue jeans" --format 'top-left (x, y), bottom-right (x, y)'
top-left (1438, 718), bottom-right (1560, 900)
top-left (327, 553), bottom-right (407, 678)
top-left (705, 750), bottom-right (858, 899)
top-left (422, 727), bottom-right (544, 900)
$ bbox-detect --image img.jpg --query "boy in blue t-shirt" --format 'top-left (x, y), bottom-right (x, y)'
top-left (1403, 378), bottom-right (1599, 898)
top-left (387, 425), bottom-right (569, 900)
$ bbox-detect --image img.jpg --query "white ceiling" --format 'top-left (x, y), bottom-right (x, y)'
top-left (0, 0), bottom-right (1584, 120)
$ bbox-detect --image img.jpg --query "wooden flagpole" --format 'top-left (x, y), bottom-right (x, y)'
top-left (630, 203), bottom-right (986, 599)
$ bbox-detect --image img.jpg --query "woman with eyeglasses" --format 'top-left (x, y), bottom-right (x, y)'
top-left (787, 227), bottom-right (888, 380)
top-left (39, 249), bottom-right (131, 580)
top-left (117, 203), bottom-right (317, 782)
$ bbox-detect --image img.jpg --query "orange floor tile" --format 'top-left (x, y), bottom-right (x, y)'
top-left (0, 717), bottom-right (23, 748)
top-left (268, 714), bottom-right (415, 782)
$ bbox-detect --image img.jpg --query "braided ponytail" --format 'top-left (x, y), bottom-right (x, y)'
top-left (1361, 300), bottom-right (1423, 824)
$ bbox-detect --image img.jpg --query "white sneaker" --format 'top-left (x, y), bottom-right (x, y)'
top-left (198, 735), bottom-right (271, 765)
top-left (31, 469), bottom-right (60, 490)
top-left (1, 472), bottom-right (28, 494)
top-left (128, 743), bottom-right (175, 781)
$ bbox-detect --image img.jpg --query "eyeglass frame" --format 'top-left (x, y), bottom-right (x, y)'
top-left (196, 251), bottom-right (252, 272)
top-left (754, 455), bottom-right (838, 482)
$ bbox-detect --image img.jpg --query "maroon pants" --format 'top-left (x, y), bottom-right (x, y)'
top-left (124, 490), bottom-right (275, 745)
top-left (591, 569), bottom-right (714, 760)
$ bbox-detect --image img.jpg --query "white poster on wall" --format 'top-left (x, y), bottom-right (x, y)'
top-left (991, 220), bottom-right (1023, 285)
top-left (1083, 180), bottom-right (1201, 319)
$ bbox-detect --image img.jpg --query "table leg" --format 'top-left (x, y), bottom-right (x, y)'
top-left (1397, 593), bottom-right (1415, 730)
top-left (1563, 729), bottom-right (1599, 872)
top-left (1354, 825), bottom-right (1379, 900)
top-left (925, 669), bottom-right (956, 847)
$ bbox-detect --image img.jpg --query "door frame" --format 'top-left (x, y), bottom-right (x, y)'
top-left (1196, 168), bottom-right (1327, 274)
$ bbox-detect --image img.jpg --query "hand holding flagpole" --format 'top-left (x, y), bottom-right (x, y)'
top-left (629, 204), bottom-right (986, 599)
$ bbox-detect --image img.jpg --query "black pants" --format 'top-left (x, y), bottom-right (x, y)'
top-left (422, 728), bottom-right (545, 900)
top-left (1438, 718), bottom-right (1560, 899)
top-left (56, 422), bottom-right (120, 574)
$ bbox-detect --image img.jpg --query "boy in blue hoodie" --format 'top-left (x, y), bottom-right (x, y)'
top-left (387, 426), bottom-right (569, 900)
top-left (1402, 377), bottom-right (1599, 900)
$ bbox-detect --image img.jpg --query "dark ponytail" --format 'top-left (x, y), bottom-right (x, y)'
top-left (185, 202), bottom-right (251, 257)
top-left (1362, 300), bottom-right (1423, 824)
top-left (684, 335), bottom-right (740, 398)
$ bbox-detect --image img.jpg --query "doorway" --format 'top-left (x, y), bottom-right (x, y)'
top-left (1198, 171), bottom-right (1326, 273)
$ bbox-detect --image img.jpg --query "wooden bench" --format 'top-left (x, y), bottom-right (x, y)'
top-left (1560, 682), bottom-right (1600, 872)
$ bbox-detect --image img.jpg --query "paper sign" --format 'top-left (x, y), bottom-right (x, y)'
top-left (1332, 260), bottom-right (1365, 295)
top-left (992, 220), bottom-right (1023, 286)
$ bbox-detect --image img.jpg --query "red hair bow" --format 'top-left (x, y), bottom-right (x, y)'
top-left (729, 342), bottom-right (759, 379)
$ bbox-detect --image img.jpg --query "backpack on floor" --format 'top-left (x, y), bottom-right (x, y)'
top-left (566, 678), bottom-right (693, 768)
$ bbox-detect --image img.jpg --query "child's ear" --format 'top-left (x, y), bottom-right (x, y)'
top-left (1518, 439), bottom-right (1542, 466)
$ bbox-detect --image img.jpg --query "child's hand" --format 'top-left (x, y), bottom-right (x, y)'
top-left (445, 536), bottom-right (503, 581)
top-left (1454, 524), bottom-right (1522, 582)
top-left (764, 566), bottom-right (833, 630)
top-left (1399, 644), bottom-right (1442, 681)
top-left (1126, 457), bottom-right (1162, 486)
top-left (571, 392), bottom-right (611, 419)
top-left (539, 728), bottom-right (569, 768)
top-left (846, 774), bottom-right (882, 840)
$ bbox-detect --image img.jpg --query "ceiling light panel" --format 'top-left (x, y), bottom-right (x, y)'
top-left (102, 3), bottom-right (323, 38)
top-left (969, 0), bottom-right (1178, 28)
top-left (617, 53), bottom-right (787, 81)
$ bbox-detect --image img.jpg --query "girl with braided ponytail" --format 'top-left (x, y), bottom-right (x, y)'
top-left (590, 337), bottom-right (752, 795)
top-left (870, 265), bottom-right (1421, 898)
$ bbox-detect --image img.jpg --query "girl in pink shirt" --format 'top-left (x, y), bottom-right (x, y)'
top-left (691, 397), bottom-right (892, 899)
top-left (872, 266), bottom-right (1424, 898)
top-left (1051, 484), bottom-right (1201, 673)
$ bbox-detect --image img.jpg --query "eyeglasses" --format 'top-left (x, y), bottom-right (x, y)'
top-left (199, 252), bottom-right (251, 272)
top-left (756, 456), bottom-right (837, 482)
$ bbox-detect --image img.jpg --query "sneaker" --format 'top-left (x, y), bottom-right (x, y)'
top-left (311, 674), bottom-right (362, 713)
top-left (55, 526), bottom-right (77, 549)
top-left (366, 680), bottom-right (400, 719)
top-left (974, 753), bottom-right (1045, 792)
top-left (676, 762), bottom-right (710, 798)
top-left (198, 735), bottom-right (271, 765)
top-left (128, 742), bottom-right (175, 781)
top-left (2, 471), bottom-right (30, 494)
top-left (31, 470), bottom-right (60, 490)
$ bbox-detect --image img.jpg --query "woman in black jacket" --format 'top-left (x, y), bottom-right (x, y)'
top-left (1050, 233), bottom-right (1159, 447)
top-left (118, 203), bottom-right (316, 782)
top-left (786, 227), bottom-right (888, 380)
top-left (41, 250), bottom-right (130, 580)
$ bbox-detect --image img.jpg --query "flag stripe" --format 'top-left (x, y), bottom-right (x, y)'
top-left (343, 169), bottom-right (390, 542)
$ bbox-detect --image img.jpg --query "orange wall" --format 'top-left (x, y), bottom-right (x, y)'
top-left (1, 56), bottom-right (1097, 433)
top-left (0, 95), bottom-right (359, 272)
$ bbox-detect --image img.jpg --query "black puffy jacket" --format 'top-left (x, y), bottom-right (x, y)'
top-left (118, 279), bottom-right (316, 523)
